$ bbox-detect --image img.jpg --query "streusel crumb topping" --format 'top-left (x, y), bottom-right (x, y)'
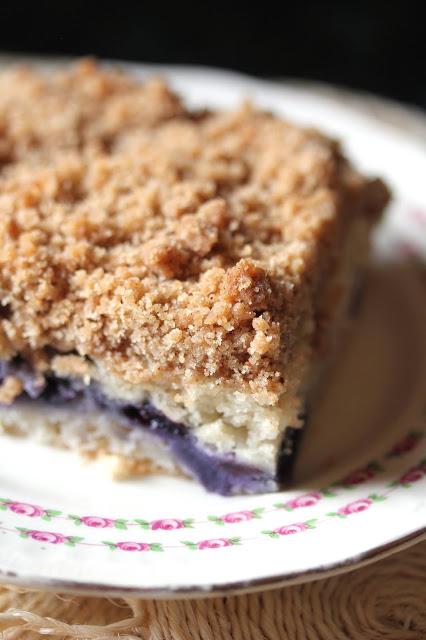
top-left (0, 60), bottom-right (389, 401)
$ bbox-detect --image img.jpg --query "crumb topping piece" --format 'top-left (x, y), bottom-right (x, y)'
top-left (0, 375), bottom-right (23, 405)
top-left (0, 60), bottom-right (389, 401)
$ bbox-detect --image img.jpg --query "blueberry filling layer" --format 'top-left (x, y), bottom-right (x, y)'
top-left (0, 357), bottom-right (300, 495)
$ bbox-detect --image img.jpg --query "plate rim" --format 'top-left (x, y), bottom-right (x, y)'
top-left (1, 526), bottom-right (425, 599)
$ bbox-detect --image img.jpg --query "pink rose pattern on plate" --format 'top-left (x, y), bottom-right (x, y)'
top-left (262, 520), bottom-right (316, 538)
top-left (182, 537), bottom-right (241, 550)
top-left (274, 492), bottom-right (322, 511)
top-left (9, 502), bottom-right (45, 517)
top-left (103, 541), bottom-right (163, 552)
top-left (337, 462), bottom-right (383, 488)
top-left (386, 432), bottom-right (423, 457)
top-left (0, 500), bottom-right (61, 521)
top-left (391, 460), bottom-right (426, 487)
top-left (327, 494), bottom-right (386, 518)
top-left (69, 515), bottom-right (128, 530)
top-left (208, 509), bottom-right (263, 525)
top-left (135, 518), bottom-right (193, 530)
top-left (3, 454), bottom-right (424, 551)
top-left (16, 528), bottom-right (83, 546)
top-left (1, 424), bottom-right (424, 544)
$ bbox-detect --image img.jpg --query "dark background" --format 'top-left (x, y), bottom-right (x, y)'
top-left (1, 1), bottom-right (425, 109)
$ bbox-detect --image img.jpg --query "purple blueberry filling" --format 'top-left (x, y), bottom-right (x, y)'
top-left (0, 357), bottom-right (300, 495)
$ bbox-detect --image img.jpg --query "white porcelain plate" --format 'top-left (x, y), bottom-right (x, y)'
top-left (0, 58), bottom-right (425, 598)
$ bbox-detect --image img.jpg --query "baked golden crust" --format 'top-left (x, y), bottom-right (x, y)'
top-left (0, 60), bottom-right (390, 402)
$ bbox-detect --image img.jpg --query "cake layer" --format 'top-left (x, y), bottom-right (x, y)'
top-left (0, 354), bottom-right (303, 494)
top-left (0, 358), bottom-right (302, 495)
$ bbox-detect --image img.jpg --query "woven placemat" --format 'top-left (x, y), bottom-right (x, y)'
top-left (0, 541), bottom-right (425, 639)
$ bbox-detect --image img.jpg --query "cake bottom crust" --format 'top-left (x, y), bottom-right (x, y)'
top-left (0, 399), bottom-right (295, 495)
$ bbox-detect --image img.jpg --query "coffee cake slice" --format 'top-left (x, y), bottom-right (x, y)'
top-left (0, 61), bottom-right (389, 494)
